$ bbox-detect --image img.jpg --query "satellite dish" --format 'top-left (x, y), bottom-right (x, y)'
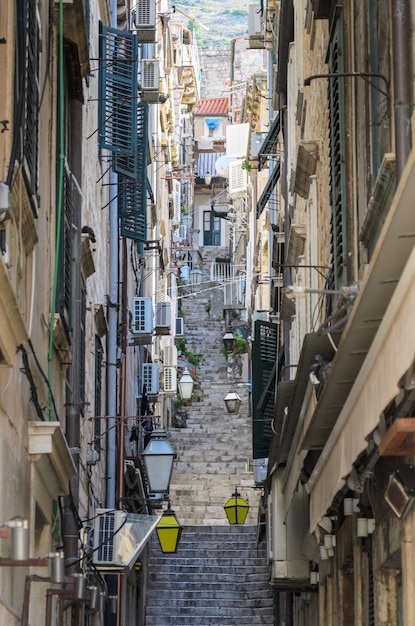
top-left (214, 155), bottom-right (237, 178)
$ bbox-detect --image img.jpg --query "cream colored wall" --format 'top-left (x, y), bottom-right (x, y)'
top-left (285, 12), bottom-right (331, 351)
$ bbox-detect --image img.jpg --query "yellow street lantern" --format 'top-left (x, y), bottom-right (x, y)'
top-left (156, 503), bottom-right (183, 553)
top-left (224, 490), bottom-right (249, 525)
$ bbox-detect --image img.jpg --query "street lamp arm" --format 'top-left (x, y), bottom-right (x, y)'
top-left (283, 283), bottom-right (360, 299)
top-left (304, 72), bottom-right (389, 97)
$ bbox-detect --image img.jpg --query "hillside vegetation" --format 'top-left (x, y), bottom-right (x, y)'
top-left (172, 0), bottom-right (249, 47)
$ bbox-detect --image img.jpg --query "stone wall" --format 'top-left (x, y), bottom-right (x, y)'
top-left (199, 46), bottom-right (231, 99)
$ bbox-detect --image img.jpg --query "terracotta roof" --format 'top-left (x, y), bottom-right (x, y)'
top-left (195, 97), bottom-right (229, 116)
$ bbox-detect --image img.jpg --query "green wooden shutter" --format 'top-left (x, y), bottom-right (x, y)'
top-left (57, 168), bottom-right (73, 334)
top-left (328, 8), bottom-right (348, 288)
top-left (114, 100), bottom-right (148, 181)
top-left (252, 320), bottom-right (278, 459)
top-left (118, 102), bottom-right (149, 242)
top-left (24, 0), bottom-right (40, 195)
top-left (98, 24), bottom-right (138, 175)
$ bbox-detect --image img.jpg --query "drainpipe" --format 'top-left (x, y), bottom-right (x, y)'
top-left (105, 2), bottom-right (120, 625)
top-left (117, 238), bottom-right (128, 509)
top-left (391, 0), bottom-right (412, 180)
top-left (106, 0), bottom-right (119, 511)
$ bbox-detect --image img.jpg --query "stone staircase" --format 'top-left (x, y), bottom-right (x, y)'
top-left (145, 246), bottom-right (273, 625)
top-left (145, 525), bottom-right (273, 626)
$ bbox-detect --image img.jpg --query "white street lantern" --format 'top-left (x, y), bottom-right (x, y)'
top-left (178, 367), bottom-right (194, 400)
top-left (142, 427), bottom-right (175, 494)
top-left (224, 390), bottom-right (242, 415)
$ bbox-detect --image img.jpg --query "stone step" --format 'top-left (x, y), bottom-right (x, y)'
top-left (146, 614), bottom-right (273, 626)
top-left (145, 269), bottom-right (271, 625)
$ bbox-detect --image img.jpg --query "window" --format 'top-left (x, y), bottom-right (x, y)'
top-left (327, 7), bottom-right (347, 289)
top-left (252, 320), bottom-right (278, 459)
top-left (56, 166), bottom-right (73, 335)
top-left (203, 211), bottom-right (221, 246)
top-left (22, 0), bottom-right (40, 199)
top-left (205, 117), bottom-right (222, 138)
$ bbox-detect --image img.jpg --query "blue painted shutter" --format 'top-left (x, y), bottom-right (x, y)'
top-left (98, 24), bottom-right (138, 173)
top-left (118, 102), bottom-right (149, 242)
top-left (114, 100), bottom-right (148, 179)
top-left (119, 174), bottom-right (148, 242)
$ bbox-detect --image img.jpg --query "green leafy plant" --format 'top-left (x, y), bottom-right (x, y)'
top-left (176, 338), bottom-right (202, 367)
top-left (241, 159), bottom-right (251, 172)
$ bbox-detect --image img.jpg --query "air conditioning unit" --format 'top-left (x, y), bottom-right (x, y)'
top-left (131, 297), bottom-right (153, 345)
top-left (132, 297), bottom-right (153, 334)
top-left (164, 345), bottom-right (177, 367)
top-left (92, 509), bottom-right (127, 568)
top-left (248, 4), bottom-right (263, 37)
top-left (140, 59), bottom-right (160, 103)
top-left (130, 0), bottom-right (156, 43)
top-left (248, 4), bottom-right (264, 48)
top-left (92, 508), bottom-right (158, 569)
top-left (175, 317), bottom-right (184, 337)
top-left (142, 363), bottom-right (159, 395)
top-left (163, 367), bottom-right (177, 396)
top-left (161, 335), bottom-right (174, 348)
top-left (155, 302), bottom-right (171, 335)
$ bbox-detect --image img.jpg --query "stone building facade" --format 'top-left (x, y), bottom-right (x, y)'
top-left (239, 0), bottom-right (415, 624)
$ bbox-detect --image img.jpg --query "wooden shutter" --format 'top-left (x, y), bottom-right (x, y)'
top-left (98, 25), bottom-right (138, 165)
top-left (23, 0), bottom-right (40, 195)
top-left (118, 103), bottom-right (149, 242)
top-left (328, 8), bottom-right (348, 288)
top-left (252, 320), bottom-right (278, 459)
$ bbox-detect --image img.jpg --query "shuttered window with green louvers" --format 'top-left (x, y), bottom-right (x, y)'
top-left (22, 0), bottom-right (40, 200)
top-left (327, 7), bottom-right (348, 289)
top-left (98, 25), bottom-right (139, 172)
top-left (252, 320), bottom-right (278, 459)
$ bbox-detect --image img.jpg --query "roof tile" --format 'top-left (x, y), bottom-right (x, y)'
top-left (195, 97), bottom-right (229, 116)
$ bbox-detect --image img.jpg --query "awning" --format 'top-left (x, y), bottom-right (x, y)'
top-left (258, 113), bottom-right (281, 170)
top-left (307, 150), bottom-right (415, 531)
top-left (257, 161), bottom-right (281, 217)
